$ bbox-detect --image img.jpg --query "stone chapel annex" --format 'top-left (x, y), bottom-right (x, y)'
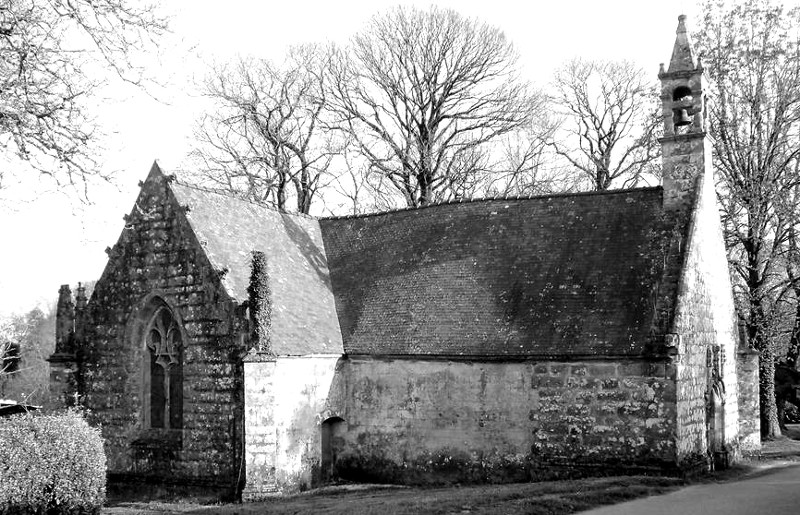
top-left (49, 16), bottom-right (760, 499)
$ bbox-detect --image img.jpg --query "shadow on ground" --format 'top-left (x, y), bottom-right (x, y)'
top-left (104, 477), bottom-right (684, 515)
top-left (760, 424), bottom-right (800, 459)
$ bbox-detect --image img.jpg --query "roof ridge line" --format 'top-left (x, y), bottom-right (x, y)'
top-left (170, 174), bottom-right (662, 222)
top-left (171, 178), bottom-right (318, 220)
top-left (320, 186), bottom-right (663, 221)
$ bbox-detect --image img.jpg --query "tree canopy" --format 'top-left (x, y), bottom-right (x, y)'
top-left (697, 0), bottom-right (800, 437)
top-left (327, 6), bottom-right (538, 207)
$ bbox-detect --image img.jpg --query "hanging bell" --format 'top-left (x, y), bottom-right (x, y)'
top-left (673, 108), bottom-right (692, 127)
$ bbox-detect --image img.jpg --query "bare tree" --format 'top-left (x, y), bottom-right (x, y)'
top-left (0, 0), bottom-right (168, 193)
top-left (320, 147), bottom-right (399, 215)
top-left (327, 5), bottom-right (536, 207)
top-left (483, 117), bottom-right (565, 197)
top-left (549, 59), bottom-right (661, 191)
top-left (190, 46), bottom-right (337, 214)
top-left (697, 0), bottom-right (800, 438)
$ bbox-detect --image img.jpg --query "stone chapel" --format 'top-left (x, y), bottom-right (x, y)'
top-left (49, 15), bottom-right (760, 499)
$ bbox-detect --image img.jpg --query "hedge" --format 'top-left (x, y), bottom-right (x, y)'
top-left (0, 410), bottom-right (106, 514)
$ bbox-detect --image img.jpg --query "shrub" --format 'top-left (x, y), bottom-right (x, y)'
top-left (0, 410), bottom-right (106, 514)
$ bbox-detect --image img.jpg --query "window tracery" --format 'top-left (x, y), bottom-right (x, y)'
top-left (145, 306), bottom-right (183, 430)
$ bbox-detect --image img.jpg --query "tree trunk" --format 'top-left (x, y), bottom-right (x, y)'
top-left (749, 298), bottom-right (781, 438)
top-left (786, 297), bottom-right (800, 370)
top-left (786, 225), bottom-right (800, 369)
top-left (417, 171), bottom-right (431, 207)
top-left (759, 343), bottom-right (781, 438)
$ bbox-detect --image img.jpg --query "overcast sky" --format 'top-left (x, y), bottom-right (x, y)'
top-left (0, 1), bottom-right (705, 316)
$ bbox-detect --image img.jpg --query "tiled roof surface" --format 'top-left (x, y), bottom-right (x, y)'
top-left (320, 189), bottom-right (668, 357)
top-left (170, 183), bottom-right (344, 355)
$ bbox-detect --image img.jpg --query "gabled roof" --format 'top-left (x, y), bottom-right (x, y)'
top-left (164, 172), bottom-right (344, 356)
top-left (117, 164), bottom-right (676, 359)
top-left (320, 188), bottom-right (670, 358)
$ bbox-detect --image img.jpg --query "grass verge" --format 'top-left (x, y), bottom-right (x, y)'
top-left (104, 425), bottom-right (800, 514)
top-left (105, 475), bottom-right (684, 515)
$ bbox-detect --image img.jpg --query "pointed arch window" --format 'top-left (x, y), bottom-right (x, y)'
top-left (145, 306), bottom-right (183, 430)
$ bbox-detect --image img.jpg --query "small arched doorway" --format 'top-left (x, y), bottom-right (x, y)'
top-left (320, 417), bottom-right (346, 483)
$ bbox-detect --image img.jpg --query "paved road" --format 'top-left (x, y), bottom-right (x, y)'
top-left (584, 462), bottom-right (800, 515)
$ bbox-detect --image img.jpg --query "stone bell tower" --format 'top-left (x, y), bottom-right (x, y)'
top-left (659, 14), bottom-right (713, 213)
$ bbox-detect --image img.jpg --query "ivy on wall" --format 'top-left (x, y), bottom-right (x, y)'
top-left (248, 251), bottom-right (272, 354)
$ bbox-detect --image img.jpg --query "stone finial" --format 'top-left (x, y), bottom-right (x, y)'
top-left (55, 284), bottom-right (75, 353)
top-left (75, 282), bottom-right (88, 311)
top-left (73, 282), bottom-right (88, 344)
top-left (149, 160), bottom-right (163, 177)
top-left (668, 14), bottom-right (697, 73)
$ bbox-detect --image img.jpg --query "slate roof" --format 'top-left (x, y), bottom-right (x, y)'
top-left (320, 188), bottom-right (669, 358)
top-left (156, 165), bottom-right (672, 358)
top-left (169, 181), bottom-right (344, 356)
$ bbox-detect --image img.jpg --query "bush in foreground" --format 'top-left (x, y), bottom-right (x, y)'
top-left (0, 410), bottom-right (106, 514)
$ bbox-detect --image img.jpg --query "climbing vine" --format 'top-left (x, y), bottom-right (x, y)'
top-left (247, 251), bottom-right (272, 354)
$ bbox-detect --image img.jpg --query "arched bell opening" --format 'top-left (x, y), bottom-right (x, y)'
top-left (672, 85), bottom-right (695, 130)
top-left (672, 85), bottom-right (693, 102)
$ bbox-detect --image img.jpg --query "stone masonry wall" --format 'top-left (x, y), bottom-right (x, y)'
top-left (47, 357), bottom-right (77, 410)
top-left (243, 355), bottom-right (342, 498)
top-left (671, 167), bottom-right (744, 464)
top-left (334, 357), bottom-right (677, 483)
top-left (737, 349), bottom-right (761, 453)
top-left (77, 171), bottom-right (246, 491)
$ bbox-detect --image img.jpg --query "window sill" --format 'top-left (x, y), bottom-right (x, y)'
top-left (131, 428), bottom-right (183, 451)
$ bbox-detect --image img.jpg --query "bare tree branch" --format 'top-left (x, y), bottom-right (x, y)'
top-left (548, 58), bottom-right (662, 191)
top-left (188, 46), bottom-right (339, 214)
top-left (0, 0), bottom-right (169, 197)
top-left (326, 6), bottom-right (538, 207)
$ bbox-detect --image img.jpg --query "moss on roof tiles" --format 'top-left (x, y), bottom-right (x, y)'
top-left (320, 188), bottom-right (669, 357)
top-left (164, 177), bottom-right (671, 358)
